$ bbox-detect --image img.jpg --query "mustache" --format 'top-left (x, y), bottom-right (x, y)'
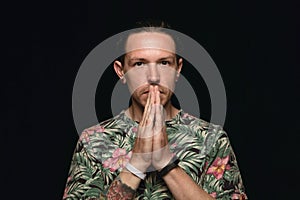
top-left (140, 85), bottom-right (166, 94)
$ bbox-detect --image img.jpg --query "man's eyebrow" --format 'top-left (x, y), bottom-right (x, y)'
top-left (128, 56), bottom-right (175, 61)
top-left (127, 58), bottom-right (148, 61)
top-left (157, 56), bottom-right (176, 61)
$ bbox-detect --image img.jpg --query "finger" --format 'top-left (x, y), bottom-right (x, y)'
top-left (145, 86), bottom-right (155, 126)
top-left (139, 86), bottom-right (154, 139)
top-left (146, 86), bottom-right (155, 127)
top-left (154, 86), bottom-right (163, 121)
top-left (140, 85), bottom-right (152, 126)
top-left (140, 86), bottom-right (151, 126)
top-left (155, 85), bottom-right (160, 105)
top-left (142, 105), bottom-right (155, 140)
top-left (154, 87), bottom-right (163, 133)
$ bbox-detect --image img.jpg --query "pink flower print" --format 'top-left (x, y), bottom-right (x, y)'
top-left (94, 125), bottom-right (105, 133)
top-left (170, 143), bottom-right (177, 149)
top-left (79, 131), bottom-right (90, 142)
top-left (170, 143), bottom-right (178, 152)
top-left (183, 113), bottom-right (190, 118)
top-left (85, 128), bottom-right (94, 135)
top-left (182, 112), bottom-right (195, 119)
top-left (62, 187), bottom-right (69, 199)
top-left (231, 193), bottom-right (239, 199)
top-left (231, 191), bottom-right (248, 200)
top-left (132, 126), bottom-right (137, 133)
top-left (67, 176), bottom-right (72, 183)
top-left (79, 125), bottom-right (104, 142)
top-left (103, 148), bottom-right (132, 172)
top-left (80, 129), bottom-right (93, 142)
top-left (209, 192), bottom-right (217, 198)
top-left (207, 155), bottom-right (231, 180)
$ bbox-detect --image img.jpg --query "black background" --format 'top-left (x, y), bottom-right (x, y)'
top-left (4, 0), bottom-right (299, 199)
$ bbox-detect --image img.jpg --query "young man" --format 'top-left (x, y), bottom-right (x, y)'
top-left (63, 21), bottom-right (247, 199)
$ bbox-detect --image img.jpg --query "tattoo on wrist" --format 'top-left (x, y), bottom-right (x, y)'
top-left (107, 177), bottom-right (136, 200)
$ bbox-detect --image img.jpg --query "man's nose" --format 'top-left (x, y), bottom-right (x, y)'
top-left (147, 63), bottom-right (160, 84)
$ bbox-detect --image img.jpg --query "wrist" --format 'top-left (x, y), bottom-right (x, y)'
top-left (125, 162), bottom-right (147, 180)
top-left (158, 156), bottom-right (180, 178)
top-left (120, 170), bottom-right (141, 190)
top-left (129, 157), bottom-right (151, 173)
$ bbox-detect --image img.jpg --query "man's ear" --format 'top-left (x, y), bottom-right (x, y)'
top-left (114, 60), bottom-right (126, 84)
top-left (176, 58), bottom-right (183, 81)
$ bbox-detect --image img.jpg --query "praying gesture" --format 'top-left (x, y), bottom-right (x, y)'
top-left (129, 85), bottom-right (174, 173)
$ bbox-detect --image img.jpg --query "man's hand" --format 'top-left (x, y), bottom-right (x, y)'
top-left (129, 85), bottom-right (155, 173)
top-left (129, 85), bottom-right (173, 173)
top-left (152, 86), bottom-right (173, 170)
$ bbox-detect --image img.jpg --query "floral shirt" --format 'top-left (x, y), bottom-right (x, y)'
top-left (63, 110), bottom-right (247, 200)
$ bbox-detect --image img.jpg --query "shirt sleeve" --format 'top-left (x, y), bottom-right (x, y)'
top-left (202, 127), bottom-right (248, 200)
top-left (62, 139), bottom-right (105, 200)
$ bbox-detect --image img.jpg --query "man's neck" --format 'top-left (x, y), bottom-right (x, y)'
top-left (126, 101), bottom-right (179, 122)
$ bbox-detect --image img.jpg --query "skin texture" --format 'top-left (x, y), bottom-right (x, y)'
top-left (108, 31), bottom-right (215, 200)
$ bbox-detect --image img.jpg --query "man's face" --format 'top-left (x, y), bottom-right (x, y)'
top-left (117, 31), bottom-right (182, 107)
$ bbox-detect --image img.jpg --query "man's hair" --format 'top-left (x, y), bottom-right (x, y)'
top-left (116, 19), bottom-right (182, 65)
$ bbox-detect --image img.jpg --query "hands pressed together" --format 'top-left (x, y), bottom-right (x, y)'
top-left (129, 85), bottom-right (174, 173)
top-left (112, 86), bottom-right (217, 200)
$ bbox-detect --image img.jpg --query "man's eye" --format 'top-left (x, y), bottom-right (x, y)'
top-left (161, 61), bottom-right (170, 65)
top-left (134, 62), bottom-right (144, 67)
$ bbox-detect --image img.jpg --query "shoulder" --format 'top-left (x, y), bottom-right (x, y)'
top-left (79, 111), bottom-right (131, 139)
top-left (176, 110), bottom-right (230, 153)
top-left (77, 111), bottom-right (135, 156)
top-left (178, 110), bottom-right (228, 138)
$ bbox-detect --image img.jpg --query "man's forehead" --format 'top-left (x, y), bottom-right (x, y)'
top-left (125, 48), bottom-right (176, 59)
top-left (125, 32), bottom-right (176, 54)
